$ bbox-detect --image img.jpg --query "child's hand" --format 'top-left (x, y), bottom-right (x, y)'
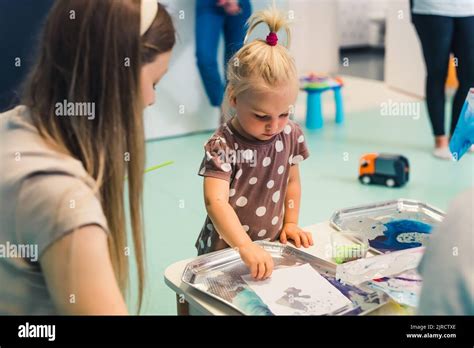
top-left (237, 241), bottom-right (274, 280)
top-left (280, 223), bottom-right (314, 248)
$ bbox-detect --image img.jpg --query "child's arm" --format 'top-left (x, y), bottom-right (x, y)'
top-left (280, 164), bottom-right (314, 248)
top-left (204, 177), bottom-right (274, 280)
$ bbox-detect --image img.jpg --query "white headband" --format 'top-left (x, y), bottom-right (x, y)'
top-left (140, 0), bottom-right (158, 35)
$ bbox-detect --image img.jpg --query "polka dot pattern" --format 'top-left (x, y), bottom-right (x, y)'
top-left (236, 196), bottom-right (248, 207)
top-left (199, 120), bottom-right (309, 252)
top-left (221, 163), bottom-right (232, 172)
top-left (292, 155), bottom-right (304, 164)
top-left (262, 157), bottom-right (271, 167)
top-left (242, 149), bottom-right (253, 160)
top-left (275, 140), bottom-right (284, 152)
top-left (272, 191), bottom-right (280, 203)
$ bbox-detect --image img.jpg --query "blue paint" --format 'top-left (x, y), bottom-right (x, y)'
top-left (369, 219), bottom-right (432, 252)
top-left (233, 288), bottom-right (273, 315)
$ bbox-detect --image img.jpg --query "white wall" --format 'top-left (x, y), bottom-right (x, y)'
top-left (337, 0), bottom-right (390, 48)
top-left (384, 0), bottom-right (425, 97)
top-left (143, 0), bottom-right (218, 140)
top-left (289, 0), bottom-right (339, 75)
top-left (144, 0), bottom-right (339, 140)
top-left (338, 0), bottom-right (370, 48)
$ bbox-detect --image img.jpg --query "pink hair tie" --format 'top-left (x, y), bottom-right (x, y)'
top-left (266, 32), bottom-right (278, 46)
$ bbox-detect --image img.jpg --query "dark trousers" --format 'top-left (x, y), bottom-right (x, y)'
top-left (195, 0), bottom-right (251, 107)
top-left (413, 14), bottom-right (474, 136)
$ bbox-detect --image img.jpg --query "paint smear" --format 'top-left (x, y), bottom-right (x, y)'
top-left (369, 219), bottom-right (432, 252)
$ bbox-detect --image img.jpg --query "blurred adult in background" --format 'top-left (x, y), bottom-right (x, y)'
top-left (195, 0), bottom-right (252, 124)
top-left (418, 107), bottom-right (473, 315)
top-left (417, 188), bottom-right (473, 314)
top-left (411, 0), bottom-right (474, 159)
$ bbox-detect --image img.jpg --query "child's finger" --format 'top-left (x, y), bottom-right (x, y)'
top-left (250, 263), bottom-right (258, 279)
top-left (293, 233), bottom-right (301, 248)
top-left (280, 231), bottom-right (287, 244)
top-left (257, 262), bottom-right (266, 280)
top-left (300, 232), bottom-right (309, 248)
top-left (264, 259), bottom-right (273, 279)
top-left (306, 232), bottom-right (314, 246)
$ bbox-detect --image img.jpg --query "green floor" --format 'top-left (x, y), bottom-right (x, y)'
top-left (128, 104), bottom-right (473, 314)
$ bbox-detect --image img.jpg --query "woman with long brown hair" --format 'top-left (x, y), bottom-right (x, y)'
top-left (0, 0), bottom-right (175, 314)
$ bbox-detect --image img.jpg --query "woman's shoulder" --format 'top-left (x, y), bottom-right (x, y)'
top-left (0, 106), bottom-right (108, 260)
top-left (1, 105), bottom-right (92, 188)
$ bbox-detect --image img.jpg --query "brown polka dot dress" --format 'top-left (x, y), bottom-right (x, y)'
top-left (196, 119), bottom-right (310, 255)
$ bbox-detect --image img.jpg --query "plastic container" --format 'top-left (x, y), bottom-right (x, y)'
top-left (331, 231), bottom-right (369, 264)
top-left (450, 88), bottom-right (474, 160)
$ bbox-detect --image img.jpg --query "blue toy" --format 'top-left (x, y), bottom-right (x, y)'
top-left (300, 74), bottom-right (344, 130)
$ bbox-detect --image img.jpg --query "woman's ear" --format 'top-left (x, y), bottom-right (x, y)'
top-left (229, 95), bottom-right (237, 108)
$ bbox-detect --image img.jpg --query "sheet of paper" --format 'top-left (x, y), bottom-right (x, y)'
top-left (242, 264), bottom-right (352, 315)
top-left (335, 246), bottom-right (425, 285)
top-left (367, 269), bottom-right (422, 307)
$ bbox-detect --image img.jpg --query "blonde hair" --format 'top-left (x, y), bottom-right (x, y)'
top-left (224, 5), bottom-right (298, 116)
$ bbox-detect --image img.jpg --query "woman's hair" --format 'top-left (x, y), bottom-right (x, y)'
top-left (224, 5), bottom-right (298, 115)
top-left (21, 0), bottom-right (175, 312)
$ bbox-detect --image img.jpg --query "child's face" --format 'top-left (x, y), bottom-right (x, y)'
top-left (231, 81), bottom-right (298, 141)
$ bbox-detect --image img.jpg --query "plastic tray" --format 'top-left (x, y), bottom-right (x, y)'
top-left (182, 241), bottom-right (388, 315)
top-left (330, 199), bottom-right (445, 254)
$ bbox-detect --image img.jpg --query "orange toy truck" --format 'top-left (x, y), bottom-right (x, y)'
top-left (359, 153), bottom-right (409, 187)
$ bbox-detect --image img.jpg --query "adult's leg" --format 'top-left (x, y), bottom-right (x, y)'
top-left (223, 0), bottom-right (252, 71)
top-left (450, 16), bottom-right (474, 135)
top-left (220, 0), bottom-right (252, 123)
top-left (412, 14), bottom-right (453, 139)
top-left (196, 0), bottom-right (225, 107)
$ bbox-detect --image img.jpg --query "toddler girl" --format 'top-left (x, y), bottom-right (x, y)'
top-left (196, 6), bottom-right (313, 280)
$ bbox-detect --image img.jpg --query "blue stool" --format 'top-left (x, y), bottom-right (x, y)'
top-left (302, 76), bottom-right (344, 130)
